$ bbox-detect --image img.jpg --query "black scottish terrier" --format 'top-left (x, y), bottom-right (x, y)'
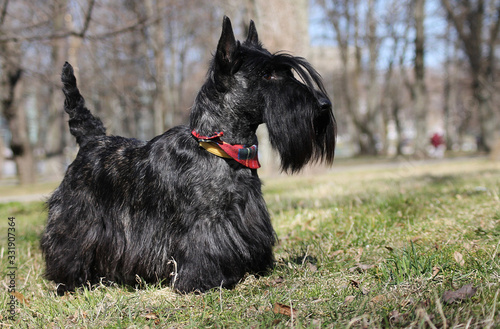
top-left (41, 16), bottom-right (336, 294)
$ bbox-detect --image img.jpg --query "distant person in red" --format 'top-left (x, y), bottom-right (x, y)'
top-left (430, 132), bottom-right (445, 158)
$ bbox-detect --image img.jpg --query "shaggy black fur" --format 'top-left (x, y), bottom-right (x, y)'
top-left (40, 16), bottom-right (336, 294)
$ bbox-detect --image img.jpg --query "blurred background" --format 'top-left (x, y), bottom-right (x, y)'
top-left (0, 0), bottom-right (499, 185)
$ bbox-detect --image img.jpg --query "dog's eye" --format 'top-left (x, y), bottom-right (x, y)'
top-left (263, 73), bottom-right (274, 81)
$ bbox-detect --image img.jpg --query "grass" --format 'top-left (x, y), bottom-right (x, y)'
top-left (1, 158), bottom-right (499, 328)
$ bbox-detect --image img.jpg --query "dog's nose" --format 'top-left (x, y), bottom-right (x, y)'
top-left (318, 97), bottom-right (331, 110)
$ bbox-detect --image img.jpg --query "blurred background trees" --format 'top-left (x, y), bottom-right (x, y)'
top-left (0, 0), bottom-right (499, 184)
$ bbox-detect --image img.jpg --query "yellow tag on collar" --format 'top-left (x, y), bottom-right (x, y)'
top-left (199, 141), bottom-right (232, 159)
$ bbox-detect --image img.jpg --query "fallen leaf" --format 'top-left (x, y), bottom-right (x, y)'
top-left (358, 263), bottom-right (373, 270)
top-left (271, 276), bottom-right (285, 285)
top-left (344, 295), bottom-right (355, 304)
top-left (11, 292), bottom-right (29, 305)
top-left (144, 312), bottom-right (158, 320)
top-left (389, 310), bottom-right (402, 323)
top-left (310, 319), bottom-right (322, 327)
top-left (331, 250), bottom-right (344, 257)
top-left (273, 303), bottom-right (295, 317)
top-left (307, 262), bottom-right (318, 272)
top-left (454, 251), bottom-right (465, 266)
top-left (301, 217), bottom-right (316, 231)
top-left (355, 247), bottom-right (364, 262)
top-left (349, 263), bottom-right (375, 272)
top-left (432, 266), bottom-right (440, 277)
top-left (68, 310), bottom-right (88, 323)
top-left (442, 284), bottom-right (477, 304)
top-left (370, 295), bottom-right (386, 303)
top-left (385, 246), bottom-right (394, 251)
top-left (349, 279), bottom-right (360, 288)
top-left (410, 236), bottom-right (421, 243)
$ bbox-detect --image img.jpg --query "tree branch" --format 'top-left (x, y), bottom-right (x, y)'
top-left (486, 3), bottom-right (500, 79)
top-left (0, 14), bottom-right (157, 43)
top-left (488, 4), bottom-right (500, 46)
top-left (441, 0), bottom-right (468, 43)
top-left (78, 0), bottom-right (95, 38)
top-left (0, 0), bottom-right (8, 26)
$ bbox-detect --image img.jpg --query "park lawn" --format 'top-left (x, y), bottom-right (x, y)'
top-left (1, 158), bottom-right (499, 328)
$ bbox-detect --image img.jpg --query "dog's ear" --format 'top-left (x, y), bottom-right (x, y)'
top-left (216, 16), bottom-right (242, 76)
top-left (245, 20), bottom-right (259, 46)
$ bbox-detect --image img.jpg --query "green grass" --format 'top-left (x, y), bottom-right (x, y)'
top-left (1, 158), bottom-right (499, 328)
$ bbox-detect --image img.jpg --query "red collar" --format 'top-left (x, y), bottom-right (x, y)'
top-left (192, 130), bottom-right (261, 169)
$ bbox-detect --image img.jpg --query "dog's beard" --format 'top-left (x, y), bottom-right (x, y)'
top-left (262, 53), bottom-right (336, 172)
top-left (264, 83), bottom-right (336, 173)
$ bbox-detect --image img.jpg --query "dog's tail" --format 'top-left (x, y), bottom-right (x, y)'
top-left (61, 62), bottom-right (106, 146)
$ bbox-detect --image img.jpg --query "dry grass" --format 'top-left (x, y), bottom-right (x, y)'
top-left (1, 157), bottom-right (499, 328)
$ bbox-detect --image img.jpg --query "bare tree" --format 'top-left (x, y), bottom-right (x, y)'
top-left (442, 20), bottom-right (464, 151)
top-left (412, 0), bottom-right (428, 156)
top-left (381, 0), bottom-right (412, 156)
top-left (441, 0), bottom-right (500, 152)
top-left (44, 0), bottom-right (69, 157)
top-left (1, 0), bottom-right (221, 183)
top-left (0, 1), bottom-right (35, 184)
top-left (317, 0), bottom-right (383, 155)
top-left (0, 51), bottom-right (35, 184)
top-left (142, 0), bottom-right (170, 135)
top-left (124, 0), bottom-right (222, 136)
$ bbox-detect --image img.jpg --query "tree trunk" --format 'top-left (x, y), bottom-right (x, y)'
top-left (441, 0), bottom-right (500, 153)
top-left (44, 0), bottom-right (68, 158)
top-left (474, 77), bottom-right (496, 152)
top-left (443, 22), bottom-right (458, 151)
top-left (1, 67), bottom-right (36, 185)
top-left (144, 0), bottom-right (169, 135)
top-left (1, 2), bottom-right (34, 184)
top-left (413, 0), bottom-right (428, 156)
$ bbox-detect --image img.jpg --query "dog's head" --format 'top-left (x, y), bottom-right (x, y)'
top-left (191, 16), bottom-right (336, 172)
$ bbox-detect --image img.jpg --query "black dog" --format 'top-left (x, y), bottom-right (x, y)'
top-left (41, 16), bottom-right (336, 294)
